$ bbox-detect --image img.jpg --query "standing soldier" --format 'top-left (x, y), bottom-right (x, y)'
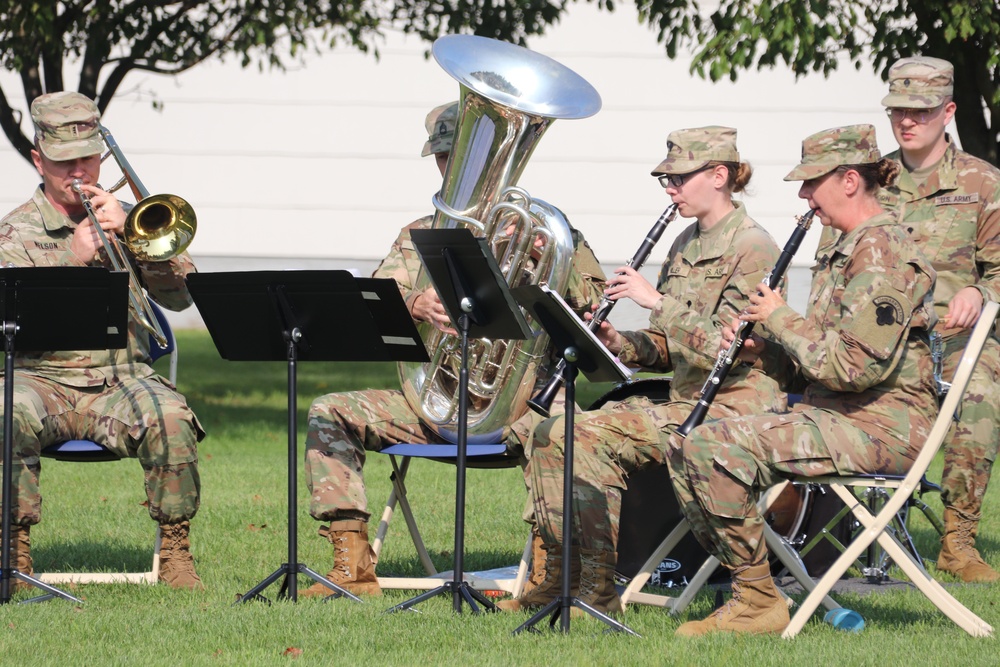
top-left (880, 56), bottom-right (1000, 583)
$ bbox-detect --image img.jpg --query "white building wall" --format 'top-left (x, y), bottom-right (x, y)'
top-left (0, 4), bottom-right (947, 330)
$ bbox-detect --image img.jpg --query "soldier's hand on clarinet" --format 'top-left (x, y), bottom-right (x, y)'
top-left (585, 307), bottom-right (623, 354)
top-left (722, 317), bottom-right (764, 364)
top-left (743, 282), bottom-right (786, 323)
top-left (604, 266), bottom-right (662, 310)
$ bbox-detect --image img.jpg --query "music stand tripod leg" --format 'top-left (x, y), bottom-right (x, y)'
top-left (2, 326), bottom-right (82, 606)
top-left (235, 329), bottom-right (362, 605)
top-left (387, 313), bottom-right (496, 614)
top-left (512, 357), bottom-right (638, 636)
top-left (3, 571), bottom-right (84, 605)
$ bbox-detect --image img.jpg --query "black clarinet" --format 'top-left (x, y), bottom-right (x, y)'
top-left (526, 203), bottom-right (679, 418)
top-left (675, 208), bottom-right (816, 437)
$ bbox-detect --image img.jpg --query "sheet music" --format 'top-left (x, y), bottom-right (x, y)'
top-left (529, 284), bottom-right (633, 383)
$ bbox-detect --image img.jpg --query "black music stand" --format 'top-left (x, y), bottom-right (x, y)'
top-left (1, 267), bottom-right (128, 605)
top-left (386, 228), bottom-right (532, 615)
top-left (511, 283), bottom-right (637, 635)
top-left (185, 270), bottom-right (427, 604)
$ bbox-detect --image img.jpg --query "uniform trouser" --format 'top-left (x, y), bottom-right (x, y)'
top-left (304, 387), bottom-right (569, 523)
top-left (527, 396), bottom-right (752, 555)
top-left (669, 408), bottom-right (918, 568)
top-left (0, 372), bottom-right (202, 526)
top-left (939, 334), bottom-right (1000, 513)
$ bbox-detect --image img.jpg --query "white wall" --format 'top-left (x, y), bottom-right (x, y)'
top-left (0, 4), bottom-right (951, 330)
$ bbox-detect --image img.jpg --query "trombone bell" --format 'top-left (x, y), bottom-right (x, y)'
top-left (124, 193), bottom-right (197, 262)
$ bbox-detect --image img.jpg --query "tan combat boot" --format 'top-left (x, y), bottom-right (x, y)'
top-left (301, 519), bottom-right (381, 597)
top-left (576, 549), bottom-right (623, 615)
top-left (675, 561), bottom-right (789, 637)
top-left (158, 521), bottom-right (205, 590)
top-left (937, 507), bottom-right (1000, 583)
top-left (497, 545), bottom-right (576, 612)
top-left (7, 524), bottom-right (32, 592)
top-left (518, 530), bottom-right (547, 597)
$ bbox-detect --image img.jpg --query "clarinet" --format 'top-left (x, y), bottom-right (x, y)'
top-left (526, 203), bottom-right (679, 418)
top-left (675, 208), bottom-right (816, 437)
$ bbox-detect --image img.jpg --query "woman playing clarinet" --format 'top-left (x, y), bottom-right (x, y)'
top-left (499, 126), bottom-right (784, 615)
top-left (669, 124), bottom-right (938, 637)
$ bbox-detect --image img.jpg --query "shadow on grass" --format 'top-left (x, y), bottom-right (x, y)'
top-left (169, 333), bottom-right (404, 436)
top-left (33, 540), bottom-right (155, 573)
top-left (171, 330), bottom-right (623, 429)
top-left (375, 547), bottom-right (525, 580)
top-left (190, 401), bottom-right (298, 438)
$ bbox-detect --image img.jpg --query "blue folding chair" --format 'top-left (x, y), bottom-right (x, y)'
top-left (37, 300), bottom-right (177, 584)
top-left (371, 431), bottom-right (533, 595)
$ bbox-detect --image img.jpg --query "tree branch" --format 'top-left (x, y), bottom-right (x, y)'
top-left (0, 83), bottom-right (34, 163)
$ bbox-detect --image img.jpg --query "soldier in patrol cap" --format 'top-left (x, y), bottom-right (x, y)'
top-left (667, 124), bottom-right (937, 636)
top-left (880, 56), bottom-right (1000, 583)
top-left (0, 91), bottom-right (205, 591)
top-left (499, 126), bottom-right (785, 615)
top-left (300, 102), bottom-right (606, 598)
top-left (421, 101), bottom-right (459, 176)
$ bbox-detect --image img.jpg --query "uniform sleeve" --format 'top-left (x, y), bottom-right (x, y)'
top-left (618, 328), bottom-right (671, 371)
top-left (0, 222), bottom-right (38, 267)
top-left (972, 175), bottom-right (1000, 305)
top-left (140, 252), bottom-right (196, 311)
top-left (762, 237), bottom-right (927, 392)
top-left (372, 221), bottom-right (427, 317)
top-left (561, 228), bottom-right (606, 318)
top-left (756, 330), bottom-right (803, 392)
top-left (651, 228), bottom-right (780, 372)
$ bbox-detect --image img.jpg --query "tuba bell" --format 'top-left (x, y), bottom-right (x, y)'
top-left (397, 35), bottom-right (602, 441)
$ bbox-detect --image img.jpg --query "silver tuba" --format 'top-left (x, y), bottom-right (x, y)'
top-left (397, 35), bottom-right (602, 441)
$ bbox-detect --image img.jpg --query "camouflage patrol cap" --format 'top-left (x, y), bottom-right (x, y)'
top-left (881, 56), bottom-right (954, 109)
top-left (784, 124), bottom-right (881, 181)
top-left (651, 126), bottom-right (740, 176)
top-left (421, 101), bottom-right (459, 157)
top-left (30, 91), bottom-right (104, 161)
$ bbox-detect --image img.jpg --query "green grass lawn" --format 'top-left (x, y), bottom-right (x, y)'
top-left (1, 330), bottom-right (998, 666)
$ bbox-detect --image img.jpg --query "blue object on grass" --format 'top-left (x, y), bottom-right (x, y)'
top-left (824, 608), bottom-right (865, 632)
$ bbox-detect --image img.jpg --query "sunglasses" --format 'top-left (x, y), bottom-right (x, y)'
top-left (885, 105), bottom-right (944, 124)
top-left (658, 165), bottom-right (712, 188)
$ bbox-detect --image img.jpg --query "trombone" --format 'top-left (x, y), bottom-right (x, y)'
top-left (72, 125), bottom-right (197, 349)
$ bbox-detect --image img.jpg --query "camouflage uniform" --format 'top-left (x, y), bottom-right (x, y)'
top-left (0, 189), bottom-right (204, 526)
top-left (524, 127), bottom-right (785, 563)
top-left (878, 139), bottom-right (1000, 514)
top-left (304, 216), bottom-right (605, 522)
top-left (672, 125), bottom-right (938, 569)
top-left (528, 202), bottom-right (786, 553)
top-left (813, 59), bottom-right (1000, 563)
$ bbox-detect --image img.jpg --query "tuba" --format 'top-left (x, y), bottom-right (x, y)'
top-left (397, 35), bottom-right (602, 441)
